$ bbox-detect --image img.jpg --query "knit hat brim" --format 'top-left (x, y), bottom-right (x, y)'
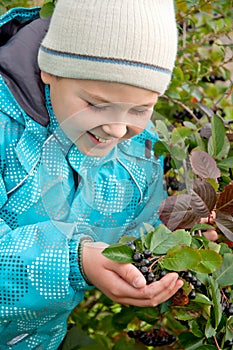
top-left (38, 46), bottom-right (172, 95)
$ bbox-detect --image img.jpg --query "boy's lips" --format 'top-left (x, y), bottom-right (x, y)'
top-left (88, 132), bottom-right (115, 145)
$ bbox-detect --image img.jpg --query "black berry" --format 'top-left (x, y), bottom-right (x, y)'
top-left (143, 249), bottom-right (152, 258)
top-left (133, 252), bottom-right (143, 262)
top-left (189, 290), bottom-right (196, 300)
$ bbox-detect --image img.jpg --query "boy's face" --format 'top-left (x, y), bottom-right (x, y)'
top-left (41, 73), bottom-right (159, 157)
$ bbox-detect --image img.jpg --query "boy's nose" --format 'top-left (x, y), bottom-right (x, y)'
top-left (102, 123), bottom-right (127, 139)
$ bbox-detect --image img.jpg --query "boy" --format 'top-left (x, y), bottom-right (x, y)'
top-left (0, 1), bottom-right (183, 348)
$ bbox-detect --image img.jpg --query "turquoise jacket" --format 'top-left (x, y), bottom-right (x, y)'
top-left (0, 7), bottom-right (164, 350)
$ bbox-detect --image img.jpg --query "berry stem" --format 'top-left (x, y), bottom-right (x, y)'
top-left (221, 287), bottom-right (230, 307)
top-left (213, 336), bottom-right (221, 350)
top-left (149, 256), bottom-right (164, 271)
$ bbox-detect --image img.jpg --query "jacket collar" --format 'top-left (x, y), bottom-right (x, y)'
top-left (0, 8), bottom-right (51, 126)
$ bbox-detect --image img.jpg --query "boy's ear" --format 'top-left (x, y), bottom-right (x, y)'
top-left (41, 71), bottom-right (52, 84)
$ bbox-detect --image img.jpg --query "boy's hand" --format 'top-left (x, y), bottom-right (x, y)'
top-left (82, 242), bottom-right (183, 307)
top-left (200, 211), bottom-right (218, 241)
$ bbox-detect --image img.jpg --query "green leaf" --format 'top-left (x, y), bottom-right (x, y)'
top-left (173, 229), bottom-right (192, 246)
top-left (213, 253), bottom-right (233, 286)
top-left (60, 326), bottom-right (95, 350)
top-left (141, 224), bottom-right (161, 249)
top-left (190, 224), bottom-right (215, 233)
top-left (40, 2), bottom-right (55, 18)
top-left (80, 342), bottom-right (109, 350)
top-left (102, 244), bottom-right (133, 263)
top-left (142, 222), bottom-right (155, 234)
top-left (112, 338), bottom-right (136, 350)
top-left (171, 127), bottom-right (193, 144)
top-left (219, 243), bottom-right (232, 255)
top-left (204, 317), bottom-right (216, 338)
top-left (207, 241), bottom-right (221, 254)
top-left (166, 89), bottom-right (181, 99)
top-left (209, 276), bottom-right (222, 329)
top-left (173, 66), bottom-right (185, 83)
top-left (226, 316), bottom-right (233, 341)
top-left (208, 115), bottom-right (226, 157)
top-left (161, 245), bottom-right (201, 271)
top-left (154, 140), bottom-right (170, 157)
top-left (178, 332), bottom-right (204, 349)
top-left (189, 320), bottom-right (204, 338)
top-left (118, 236), bottom-right (137, 244)
top-left (183, 121), bottom-right (197, 130)
top-left (193, 293), bottom-right (213, 305)
top-left (155, 120), bottom-right (170, 141)
top-left (0, 5), bottom-right (6, 15)
top-left (170, 144), bottom-right (188, 161)
top-left (150, 226), bottom-right (191, 254)
top-left (112, 308), bottom-right (135, 329)
top-left (194, 250), bottom-right (222, 273)
top-left (173, 300), bottom-right (202, 320)
top-left (195, 272), bottom-right (210, 286)
top-left (135, 306), bottom-right (160, 323)
top-left (216, 136), bottom-right (230, 159)
top-left (218, 157), bottom-right (233, 169)
top-left (208, 135), bottom-right (230, 159)
top-left (205, 178), bottom-right (219, 192)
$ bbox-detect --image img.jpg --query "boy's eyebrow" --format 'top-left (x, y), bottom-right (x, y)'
top-left (78, 89), bottom-right (155, 107)
top-left (79, 89), bottom-right (111, 103)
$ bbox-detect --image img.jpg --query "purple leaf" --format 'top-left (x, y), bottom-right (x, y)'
top-left (159, 194), bottom-right (198, 230)
top-left (216, 182), bottom-right (233, 214)
top-left (190, 151), bottom-right (221, 180)
top-left (215, 211), bottom-right (233, 242)
top-left (190, 178), bottom-right (217, 216)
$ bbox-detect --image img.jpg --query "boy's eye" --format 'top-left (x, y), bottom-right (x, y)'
top-left (87, 102), bottom-right (108, 112)
top-left (86, 100), bottom-right (153, 117)
top-left (129, 108), bottom-right (152, 116)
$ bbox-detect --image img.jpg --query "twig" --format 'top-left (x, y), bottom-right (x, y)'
top-left (182, 21), bottom-right (187, 49)
top-left (214, 82), bottom-right (233, 107)
top-left (213, 335), bottom-right (221, 350)
top-left (162, 95), bottom-right (201, 124)
top-left (149, 256), bottom-right (164, 271)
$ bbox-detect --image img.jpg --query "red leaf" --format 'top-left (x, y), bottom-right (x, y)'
top-left (171, 288), bottom-right (190, 306)
top-left (215, 211), bottom-right (233, 242)
top-left (190, 151), bottom-right (220, 180)
top-left (216, 182), bottom-right (233, 214)
top-left (159, 194), bottom-right (198, 230)
top-left (190, 179), bottom-right (217, 217)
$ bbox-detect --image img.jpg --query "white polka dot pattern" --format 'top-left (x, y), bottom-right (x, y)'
top-left (0, 10), bottom-right (165, 346)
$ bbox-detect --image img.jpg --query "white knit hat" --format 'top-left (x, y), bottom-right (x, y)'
top-left (38, 0), bottom-right (178, 95)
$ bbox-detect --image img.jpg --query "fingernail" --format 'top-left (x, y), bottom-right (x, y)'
top-left (133, 275), bottom-right (145, 288)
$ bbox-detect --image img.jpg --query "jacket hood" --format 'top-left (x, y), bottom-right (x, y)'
top-left (0, 8), bottom-right (50, 126)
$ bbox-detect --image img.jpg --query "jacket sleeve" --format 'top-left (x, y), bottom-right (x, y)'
top-left (0, 214), bottom-right (93, 306)
top-left (0, 116), bottom-right (93, 314)
top-left (122, 125), bottom-right (166, 236)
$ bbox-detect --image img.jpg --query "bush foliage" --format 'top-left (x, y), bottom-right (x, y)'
top-left (1, 0), bottom-right (233, 349)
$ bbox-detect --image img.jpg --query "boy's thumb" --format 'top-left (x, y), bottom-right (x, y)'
top-left (133, 274), bottom-right (146, 288)
top-left (116, 263), bottom-right (146, 289)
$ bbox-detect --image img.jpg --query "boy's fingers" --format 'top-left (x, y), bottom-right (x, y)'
top-left (106, 272), bottom-right (183, 307)
top-left (111, 262), bottom-right (147, 288)
top-left (202, 229), bottom-right (218, 241)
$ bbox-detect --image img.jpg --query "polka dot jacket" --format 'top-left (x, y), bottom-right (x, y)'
top-left (0, 7), bottom-right (165, 350)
